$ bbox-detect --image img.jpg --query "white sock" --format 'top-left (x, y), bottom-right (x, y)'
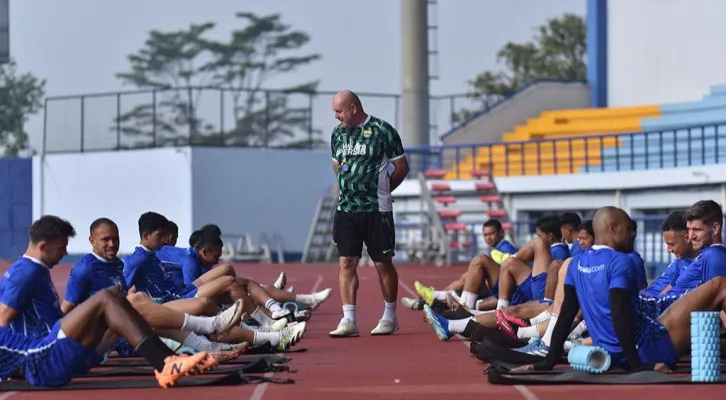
top-left (517, 324), bottom-right (541, 339)
top-left (530, 310), bottom-right (551, 325)
top-left (342, 304), bottom-right (356, 324)
top-left (382, 301), bottom-right (396, 322)
top-left (563, 340), bottom-right (575, 352)
top-left (181, 332), bottom-right (210, 351)
top-left (265, 298), bottom-right (283, 313)
top-left (568, 320), bottom-right (587, 340)
top-left (462, 291), bottom-right (477, 308)
top-left (433, 290), bottom-right (448, 301)
top-left (251, 307), bottom-right (273, 325)
top-left (181, 314), bottom-right (217, 335)
top-left (448, 317), bottom-right (474, 334)
top-left (295, 293), bottom-right (314, 304)
top-left (496, 299), bottom-right (510, 309)
top-left (253, 331), bottom-right (280, 347)
top-left (542, 314), bottom-right (558, 346)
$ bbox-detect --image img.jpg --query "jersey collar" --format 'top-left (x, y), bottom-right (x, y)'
top-left (22, 255), bottom-right (50, 269)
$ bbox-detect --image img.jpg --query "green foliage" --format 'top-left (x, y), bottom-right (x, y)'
top-left (453, 13), bottom-right (586, 124)
top-left (0, 59), bottom-right (46, 156)
top-left (114, 12), bottom-right (322, 148)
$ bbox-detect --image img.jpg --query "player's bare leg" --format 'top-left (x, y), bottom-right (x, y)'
top-left (370, 258), bottom-right (401, 335)
top-left (330, 256), bottom-right (361, 338)
top-left (59, 287), bottom-right (215, 388)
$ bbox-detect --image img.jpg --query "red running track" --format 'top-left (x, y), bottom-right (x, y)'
top-left (1, 263), bottom-right (725, 399)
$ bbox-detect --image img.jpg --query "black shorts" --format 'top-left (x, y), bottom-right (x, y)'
top-left (333, 211), bottom-right (396, 262)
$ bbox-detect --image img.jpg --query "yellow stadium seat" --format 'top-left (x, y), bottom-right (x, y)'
top-left (447, 105), bottom-right (661, 178)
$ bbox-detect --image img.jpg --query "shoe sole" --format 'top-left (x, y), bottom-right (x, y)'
top-left (329, 331), bottom-right (360, 338)
top-left (371, 326), bottom-right (399, 336)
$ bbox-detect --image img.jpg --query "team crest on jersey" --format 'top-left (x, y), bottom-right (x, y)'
top-left (363, 129), bottom-right (372, 137)
top-left (109, 276), bottom-right (123, 290)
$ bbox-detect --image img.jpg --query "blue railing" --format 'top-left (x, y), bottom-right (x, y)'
top-left (408, 121), bottom-right (726, 179)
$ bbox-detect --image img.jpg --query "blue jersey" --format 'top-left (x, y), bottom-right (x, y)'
top-left (123, 246), bottom-right (183, 299)
top-left (495, 240), bottom-right (518, 255)
top-left (569, 241), bottom-right (582, 258)
top-left (641, 257), bottom-right (691, 298)
top-left (0, 257), bottom-right (63, 338)
top-left (179, 248), bottom-right (211, 285)
top-left (551, 242), bottom-right (571, 261)
top-left (156, 246), bottom-right (188, 285)
top-left (628, 251), bottom-right (647, 290)
top-left (65, 253), bottom-right (127, 305)
top-left (663, 244), bottom-right (726, 298)
top-left (564, 245), bottom-right (641, 355)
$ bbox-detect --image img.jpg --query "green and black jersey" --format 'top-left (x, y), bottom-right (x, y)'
top-left (331, 115), bottom-right (405, 213)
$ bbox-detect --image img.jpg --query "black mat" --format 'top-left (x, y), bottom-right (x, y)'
top-left (0, 368), bottom-right (295, 391)
top-left (101, 354), bottom-right (289, 369)
top-left (86, 359), bottom-right (291, 378)
top-left (474, 337), bottom-right (557, 365)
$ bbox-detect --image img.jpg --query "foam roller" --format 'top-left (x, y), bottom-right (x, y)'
top-left (691, 311), bottom-right (721, 383)
top-left (567, 345), bottom-right (611, 374)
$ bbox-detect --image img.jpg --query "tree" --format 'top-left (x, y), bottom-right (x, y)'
top-left (453, 13), bottom-right (586, 123)
top-left (0, 59), bottom-right (45, 156)
top-left (114, 12), bottom-right (322, 149)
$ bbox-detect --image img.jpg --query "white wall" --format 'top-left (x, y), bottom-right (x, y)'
top-left (607, 0), bottom-right (726, 106)
top-left (33, 148), bottom-right (193, 254)
top-left (190, 147), bottom-right (333, 254)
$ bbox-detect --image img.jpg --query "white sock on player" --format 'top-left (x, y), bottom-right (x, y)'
top-left (461, 291), bottom-right (477, 308)
top-left (542, 314), bottom-right (558, 346)
top-left (342, 304), bottom-right (356, 324)
top-left (448, 317), bottom-right (474, 334)
top-left (433, 290), bottom-right (448, 301)
top-left (496, 299), bottom-right (510, 309)
top-left (530, 310), bottom-right (551, 325)
top-left (517, 324), bottom-right (541, 339)
top-left (382, 301), bottom-right (396, 322)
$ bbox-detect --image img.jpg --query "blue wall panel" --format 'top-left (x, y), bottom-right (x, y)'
top-left (0, 158), bottom-right (32, 260)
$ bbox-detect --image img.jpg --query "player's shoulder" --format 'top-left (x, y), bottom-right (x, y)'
top-left (368, 115), bottom-right (397, 132)
top-left (71, 253), bottom-right (97, 272)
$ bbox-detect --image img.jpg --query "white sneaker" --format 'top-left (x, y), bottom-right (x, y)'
top-left (329, 318), bottom-right (359, 338)
top-left (275, 322), bottom-right (307, 352)
top-left (274, 272), bottom-right (287, 290)
top-left (271, 307), bottom-right (292, 320)
top-left (309, 288), bottom-right (333, 310)
top-left (212, 299), bottom-right (244, 333)
top-left (401, 297), bottom-right (422, 310)
top-left (258, 318), bottom-right (289, 333)
top-left (370, 319), bottom-right (400, 336)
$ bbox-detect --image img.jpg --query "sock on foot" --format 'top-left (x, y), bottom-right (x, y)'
top-left (517, 324), bottom-right (540, 339)
top-left (529, 310), bottom-right (551, 326)
top-left (342, 304), bottom-right (356, 324)
top-left (496, 299), bottom-right (510, 309)
top-left (382, 301), bottom-right (396, 322)
top-left (448, 317), bottom-right (474, 334)
top-left (135, 334), bottom-right (176, 372)
top-left (181, 314), bottom-right (216, 335)
top-left (542, 314), bottom-right (558, 346)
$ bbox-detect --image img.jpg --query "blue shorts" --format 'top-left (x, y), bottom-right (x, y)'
top-left (511, 276), bottom-right (534, 306)
top-left (636, 320), bottom-right (679, 370)
top-left (638, 293), bottom-right (681, 319)
top-left (530, 273), bottom-right (547, 301)
top-left (23, 321), bottom-right (104, 387)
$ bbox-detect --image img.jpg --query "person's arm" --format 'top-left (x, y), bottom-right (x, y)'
top-left (382, 124), bottom-right (409, 191)
top-left (609, 288), bottom-right (653, 370)
top-left (532, 284), bottom-right (580, 370)
top-left (0, 268), bottom-right (34, 326)
top-left (331, 129), bottom-right (340, 175)
top-left (608, 254), bottom-right (653, 371)
top-left (181, 256), bottom-right (203, 285)
top-left (63, 264), bottom-right (90, 314)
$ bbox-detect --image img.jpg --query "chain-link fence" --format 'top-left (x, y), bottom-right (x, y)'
top-left (42, 87), bottom-right (482, 153)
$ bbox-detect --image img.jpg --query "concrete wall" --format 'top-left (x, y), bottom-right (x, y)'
top-left (31, 147), bottom-right (334, 258)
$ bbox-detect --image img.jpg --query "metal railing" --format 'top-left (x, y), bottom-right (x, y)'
top-left (41, 86), bottom-right (483, 154)
top-left (407, 121), bottom-right (726, 178)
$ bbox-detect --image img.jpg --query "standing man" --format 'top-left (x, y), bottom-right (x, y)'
top-left (329, 90), bottom-right (410, 338)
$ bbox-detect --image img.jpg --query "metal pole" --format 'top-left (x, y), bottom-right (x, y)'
top-left (400, 0), bottom-right (430, 147)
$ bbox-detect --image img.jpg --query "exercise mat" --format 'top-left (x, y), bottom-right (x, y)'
top-left (102, 354), bottom-right (289, 369)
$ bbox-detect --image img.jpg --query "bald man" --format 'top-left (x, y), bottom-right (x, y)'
top-left (329, 90), bottom-right (410, 337)
top-left (517, 206), bottom-right (678, 372)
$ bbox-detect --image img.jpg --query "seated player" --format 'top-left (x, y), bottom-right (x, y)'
top-left (640, 211), bottom-right (696, 298)
top-left (124, 212), bottom-right (292, 324)
top-left (61, 218), bottom-right (254, 357)
top-left (493, 215), bottom-right (571, 311)
top-left (560, 212), bottom-right (583, 258)
top-left (517, 205), bottom-right (726, 373)
top-left (0, 215), bottom-right (216, 388)
top-left (640, 200), bottom-right (726, 314)
top-left (177, 231), bottom-right (332, 311)
top-left (576, 220), bottom-right (594, 250)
